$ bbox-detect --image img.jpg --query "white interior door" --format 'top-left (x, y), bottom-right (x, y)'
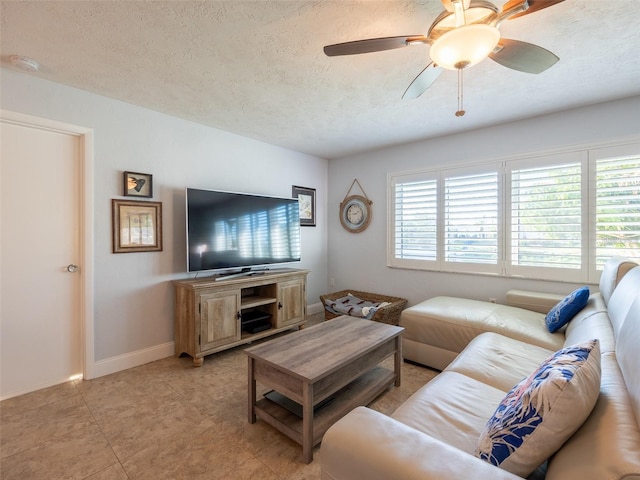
top-left (1, 119), bottom-right (83, 399)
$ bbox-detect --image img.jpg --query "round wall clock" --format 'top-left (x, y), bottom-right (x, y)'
top-left (340, 194), bottom-right (372, 233)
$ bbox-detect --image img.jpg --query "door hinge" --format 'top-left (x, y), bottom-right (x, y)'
top-left (198, 334), bottom-right (201, 345)
top-left (198, 303), bottom-right (201, 314)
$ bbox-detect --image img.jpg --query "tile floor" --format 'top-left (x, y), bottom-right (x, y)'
top-left (0, 313), bottom-right (438, 479)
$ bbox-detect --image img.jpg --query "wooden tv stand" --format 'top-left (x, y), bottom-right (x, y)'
top-left (173, 268), bottom-right (309, 366)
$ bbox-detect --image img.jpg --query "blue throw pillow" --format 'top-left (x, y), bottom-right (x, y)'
top-left (545, 286), bottom-right (589, 333)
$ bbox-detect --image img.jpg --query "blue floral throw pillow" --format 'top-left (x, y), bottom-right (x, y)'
top-left (475, 339), bottom-right (601, 477)
top-left (545, 286), bottom-right (590, 333)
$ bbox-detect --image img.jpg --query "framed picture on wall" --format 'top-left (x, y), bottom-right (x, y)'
top-left (112, 199), bottom-right (163, 253)
top-left (123, 171), bottom-right (153, 198)
top-left (292, 185), bottom-right (316, 227)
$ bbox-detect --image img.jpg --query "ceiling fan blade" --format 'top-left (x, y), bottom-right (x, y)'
top-left (503, 0), bottom-right (565, 20)
top-left (489, 38), bottom-right (559, 74)
top-left (323, 35), bottom-right (427, 56)
top-left (402, 63), bottom-right (443, 99)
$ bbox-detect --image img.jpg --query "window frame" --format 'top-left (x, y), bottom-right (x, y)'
top-left (387, 137), bottom-right (640, 283)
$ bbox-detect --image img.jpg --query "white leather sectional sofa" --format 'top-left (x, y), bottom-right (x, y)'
top-left (320, 257), bottom-right (640, 479)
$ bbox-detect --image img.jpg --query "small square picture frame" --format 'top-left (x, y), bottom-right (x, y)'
top-left (292, 185), bottom-right (316, 227)
top-left (123, 171), bottom-right (153, 198)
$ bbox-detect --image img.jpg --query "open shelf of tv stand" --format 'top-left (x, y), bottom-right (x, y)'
top-left (241, 295), bottom-right (276, 310)
top-left (173, 269), bottom-right (309, 366)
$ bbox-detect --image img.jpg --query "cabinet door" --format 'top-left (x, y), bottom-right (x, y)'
top-left (199, 290), bottom-right (241, 351)
top-left (277, 279), bottom-right (305, 328)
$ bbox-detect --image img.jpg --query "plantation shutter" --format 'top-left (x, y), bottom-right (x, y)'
top-left (508, 153), bottom-right (583, 280)
top-left (443, 170), bottom-right (499, 271)
top-left (392, 176), bottom-right (438, 264)
top-left (593, 147), bottom-right (640, 268)
top-left (388, 140), bottom-right (638, 281)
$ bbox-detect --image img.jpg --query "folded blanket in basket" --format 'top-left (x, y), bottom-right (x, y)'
top-left (324, 293), bottom-right (391, 319)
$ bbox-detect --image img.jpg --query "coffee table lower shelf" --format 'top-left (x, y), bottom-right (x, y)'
top-left (254, 366), bottom-right (394, 449)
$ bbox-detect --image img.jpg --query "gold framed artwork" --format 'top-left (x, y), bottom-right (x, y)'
top-left (112, 199), bottom-right (163, 253)
top-left (292, 185), bottom-right (316, 227)
top-left (123, 171), bottom-right (153, 198)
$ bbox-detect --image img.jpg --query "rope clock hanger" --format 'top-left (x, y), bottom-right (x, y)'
top-left (340, 179), bottom-right (373, 233)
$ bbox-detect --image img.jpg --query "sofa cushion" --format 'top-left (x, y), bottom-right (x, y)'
top-left (545, 286), bottom-right (589, 333)
top-left (444, 332), bottom-right (553, 393)
top-left (475, 339), bottom-right (601, 477)
top-left (400, 297), bottom-right (565, 358)
top-left (392, 371), bottom-right (506, 455)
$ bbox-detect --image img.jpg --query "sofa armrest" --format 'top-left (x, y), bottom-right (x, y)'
top-left (505, 289), bottom-right (564, 314)
top-left (320, 407), bottom-right (522, 480)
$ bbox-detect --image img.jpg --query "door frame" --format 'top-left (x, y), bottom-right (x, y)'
top-left (1, 109), bottom-right (96, 380)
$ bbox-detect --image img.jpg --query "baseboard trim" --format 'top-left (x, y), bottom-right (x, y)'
top-left (92, 342), bottom-right (175, 378)
top-left (308, 301), bottom-right (323, 315)
top-left (93, 304), bottom-right (323, 379)
top-left (0, 373), bottom-right (84, 401)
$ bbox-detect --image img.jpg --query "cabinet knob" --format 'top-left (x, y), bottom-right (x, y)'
top-left (278, 302), bottom-right (282, 309)
top-left (237, 311), bottom-right (242, 320)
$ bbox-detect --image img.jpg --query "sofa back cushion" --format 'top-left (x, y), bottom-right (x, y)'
top-left (599, 257), bottom-right (639, 306)
top-left (607, 266), bottom-right (640, 338)
top-left (564, 294), bottom-right (614, 353)
top-left (616, 295), bottom-right (640, 430)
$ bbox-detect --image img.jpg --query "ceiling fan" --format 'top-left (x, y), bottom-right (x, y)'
top-left (323, 0), bottom-right (563, 116)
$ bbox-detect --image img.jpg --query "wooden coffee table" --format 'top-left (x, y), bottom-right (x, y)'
top-left (245, 315), bottom-right (404, 463)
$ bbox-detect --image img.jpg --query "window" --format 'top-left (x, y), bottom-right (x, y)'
top-left (508, 153), bottom-right (584, 281)
top-left (388, 140), bottom-right (640, 282)
top-left (393, 174), bottom-right (438, 266)
top-left (444, 171), bottom-right (498, 266)
top-left (593, 146), bottom-right (640, 268)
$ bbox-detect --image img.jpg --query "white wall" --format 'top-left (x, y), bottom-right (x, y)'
top-left (327, 96), bottom-right (640, 306)
top-left (1, 67), bottom-right (328, 371)
top-left (4, 64), bottom-right (638, 376)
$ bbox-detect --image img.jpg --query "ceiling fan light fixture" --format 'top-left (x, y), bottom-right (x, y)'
top-left (430, 24), bottom-right (500, 70)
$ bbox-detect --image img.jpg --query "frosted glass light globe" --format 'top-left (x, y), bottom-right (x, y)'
top-left (430, 24), bottom-right (500, 70)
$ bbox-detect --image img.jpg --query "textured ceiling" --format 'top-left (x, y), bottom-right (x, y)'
top-left (1, 1), bottom-right (640, 159)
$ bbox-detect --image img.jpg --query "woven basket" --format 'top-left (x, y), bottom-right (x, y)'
top-left (319, 289), bottom-right (408, 325)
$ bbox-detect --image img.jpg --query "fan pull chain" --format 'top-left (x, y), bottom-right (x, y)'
top-left (455, 68), bottom-right (465, 117)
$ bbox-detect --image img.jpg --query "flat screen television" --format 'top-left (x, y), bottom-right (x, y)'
top-left (186, 188), bottom-right (301, 275)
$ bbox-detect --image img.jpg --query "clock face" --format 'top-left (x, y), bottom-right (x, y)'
top-left (340, 195), bottom-right (371, 233)
top-left (347, 204), bottom-right (363, 224)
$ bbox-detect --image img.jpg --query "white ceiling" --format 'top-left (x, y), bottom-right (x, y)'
top-left (2, 1), bottom-right (639, 159)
